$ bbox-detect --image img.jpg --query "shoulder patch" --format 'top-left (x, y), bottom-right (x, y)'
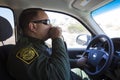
top-left (16, 47), bottom-right (39, 64)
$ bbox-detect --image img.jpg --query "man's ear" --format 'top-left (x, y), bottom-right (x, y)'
top-left (28, 22), bottom-right (37, 32)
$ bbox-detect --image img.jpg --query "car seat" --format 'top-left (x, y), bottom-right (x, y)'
top-left (0, 16), bottom-right (15, 80)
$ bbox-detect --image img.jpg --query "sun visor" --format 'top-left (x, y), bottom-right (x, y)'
top-left (72, 0), bottom-right (113, 12)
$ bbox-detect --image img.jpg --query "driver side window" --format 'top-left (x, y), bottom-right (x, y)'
top-left (46, 11), bottom-right (91, 48)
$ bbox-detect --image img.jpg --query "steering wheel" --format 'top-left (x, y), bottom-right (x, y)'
top-left (84, 35), bottom-right (114, 75)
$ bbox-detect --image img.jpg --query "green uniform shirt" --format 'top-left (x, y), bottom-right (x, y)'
top-left (7, 36), bottom-right (71, 80)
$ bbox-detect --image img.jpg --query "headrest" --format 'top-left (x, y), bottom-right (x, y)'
top-left (0, 16), bottom-right (13, 41)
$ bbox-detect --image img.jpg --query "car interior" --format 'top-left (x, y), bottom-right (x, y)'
top-left (0, 0), bottom-right (120, 80)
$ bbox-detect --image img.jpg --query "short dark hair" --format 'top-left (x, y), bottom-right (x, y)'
top-left (19, 8), bottom-right (44, 31)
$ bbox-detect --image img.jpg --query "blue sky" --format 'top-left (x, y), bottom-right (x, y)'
top-left (92, 0), bottom-right (120, 16)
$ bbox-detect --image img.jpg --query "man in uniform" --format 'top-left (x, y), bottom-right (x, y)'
top-left (7, 8), bottom-right (87, 80)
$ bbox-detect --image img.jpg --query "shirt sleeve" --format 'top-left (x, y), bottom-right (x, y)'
top-left (46, 38), bottom-right (71, 80)
top-left (69, 59), bottom-right (78, 68)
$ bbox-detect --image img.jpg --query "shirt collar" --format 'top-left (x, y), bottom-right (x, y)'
top-left (20, 35), bottom-right (45, 45)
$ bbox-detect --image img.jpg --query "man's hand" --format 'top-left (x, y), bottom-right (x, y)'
top-left (76, 56), bottom-right (88, 69)
top-left (49, 27), bottom-right (62, 39)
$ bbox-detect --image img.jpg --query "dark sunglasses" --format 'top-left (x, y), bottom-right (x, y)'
top-left (32, 19), bottom-right (50, 25)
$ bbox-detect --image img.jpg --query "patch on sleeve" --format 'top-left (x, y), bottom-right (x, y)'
top-left (16, 47), bottom-right (39, 64)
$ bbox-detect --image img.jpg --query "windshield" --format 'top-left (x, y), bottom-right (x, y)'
top-left (92, 0), bottom-right (120, 38)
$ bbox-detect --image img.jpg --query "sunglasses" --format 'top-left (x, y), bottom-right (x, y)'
top-left (32, 19), bottom-right (50, 25)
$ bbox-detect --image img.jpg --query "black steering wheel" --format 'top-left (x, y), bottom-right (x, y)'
top-left (84, 35), bottom-right (114, 75)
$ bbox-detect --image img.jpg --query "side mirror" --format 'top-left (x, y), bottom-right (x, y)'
top-left (76, 34), bottom-right (91, 45)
